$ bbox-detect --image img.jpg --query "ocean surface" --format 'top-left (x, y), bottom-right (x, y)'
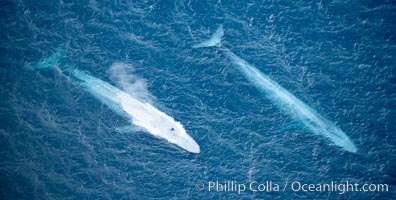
top-left (1, 0), bottom-right (395, 199)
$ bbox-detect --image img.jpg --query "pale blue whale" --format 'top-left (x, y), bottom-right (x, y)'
top-left (33, 48), bottom-right (200, 153)
top-left (193, 25), bottom-right (357, 153)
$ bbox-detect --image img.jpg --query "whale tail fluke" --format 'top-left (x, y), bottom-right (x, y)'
top-left (192, 25), bottom-right (224, 48)
top-left (32, 46), bottom-right (64, 70)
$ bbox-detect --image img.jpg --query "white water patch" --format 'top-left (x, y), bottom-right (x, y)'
top-left (113, 91), bottom-right (200, 153)
top-left (106, 62), bottom-right (199, 153)
top-left (108, 62), bottom-right (154, 104)
top-left (75, 69), bottom-right (200, 153)
top-left (73, 64), bottom-right (200, 153)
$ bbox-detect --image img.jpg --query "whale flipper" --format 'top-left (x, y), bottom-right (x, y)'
top-left (192, 25), bottom-right (224, 48)
top-left (114, 125), bottom-right (146, 133)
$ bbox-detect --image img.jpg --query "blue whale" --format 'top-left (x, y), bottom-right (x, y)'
top-left (193, 25), bottom-right (357, 153)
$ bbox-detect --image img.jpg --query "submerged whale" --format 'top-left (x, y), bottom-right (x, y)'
top-left (33, 48), bottom-right (200, 153)
top-left (193, 25), bottom-right (357, 153)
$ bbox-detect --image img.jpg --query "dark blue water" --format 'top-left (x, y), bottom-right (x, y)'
top-left (1, 0), bottom-right (395, 199)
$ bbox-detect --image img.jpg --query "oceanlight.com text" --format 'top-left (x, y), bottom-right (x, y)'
top-left (195, 180), bottom-right (389, 194)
